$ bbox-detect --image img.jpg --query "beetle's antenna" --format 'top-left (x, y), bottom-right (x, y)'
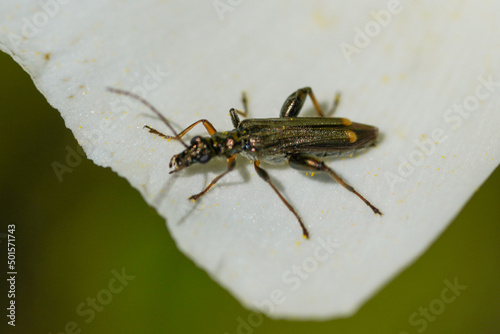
top-left (106, 87), bottom-right (188, 148)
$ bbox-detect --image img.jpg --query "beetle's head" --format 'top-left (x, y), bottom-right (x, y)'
top-left (169, 136), bottom-right (215, 172)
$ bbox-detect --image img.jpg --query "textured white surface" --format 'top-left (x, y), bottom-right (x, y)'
top-left (1, 0), bottom-right (499, 319)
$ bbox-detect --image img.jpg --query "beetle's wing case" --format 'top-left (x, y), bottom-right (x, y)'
top-left (237, 117), bottom-right (378, 164)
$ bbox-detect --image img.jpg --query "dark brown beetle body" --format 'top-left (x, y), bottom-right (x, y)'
top-left (108, 87), bottom-right (382, 239)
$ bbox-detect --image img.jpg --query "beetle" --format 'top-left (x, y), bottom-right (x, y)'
top-left (107, 87), bottom-right (382, 239)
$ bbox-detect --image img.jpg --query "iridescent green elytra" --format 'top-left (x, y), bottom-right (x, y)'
top-left (107, 87), bottom-right (382, 239)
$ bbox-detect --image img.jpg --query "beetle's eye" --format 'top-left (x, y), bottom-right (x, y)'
top-left (199, 154), bottom-right (210, 163)
top-left (190, 136), bottom-right (201, 145)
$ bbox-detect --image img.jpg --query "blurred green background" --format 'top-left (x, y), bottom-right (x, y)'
top-left (0, 51), bottom-right (499, 334)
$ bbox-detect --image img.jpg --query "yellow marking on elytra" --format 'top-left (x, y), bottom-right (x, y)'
top-left (342, 118), bottom-right (352, 126)
top-left (347, 130), bottom-right (357, 143)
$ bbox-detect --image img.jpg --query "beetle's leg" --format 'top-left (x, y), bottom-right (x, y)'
top-left (280, 87), bottom-right (324, 118)
top-left (143, 125), bottom-right (170, 139)
top-left (241, 91), bottom-right (249, 116)
top-left (329, 92), bottom-right (341, 116)
top-left (254, 161), bottom-right (309, 239)
top-left (189, 154), bottom-right (237, 201)
top-left (230, 92), bottom-right (249, 128)
top-left (144, 119), bottom-right (217, 140)
top-left (288, 154), bottom-right (382, 215)
top-left (229, 108), bottom-right (242, 128)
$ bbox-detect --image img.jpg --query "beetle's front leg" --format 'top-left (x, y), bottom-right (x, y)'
top-left (288, 154), bottom-right (382, 215)
top-left (145, 119), bottom-right (218, 141)
top-left (189, 154), bottom-right (237, 201)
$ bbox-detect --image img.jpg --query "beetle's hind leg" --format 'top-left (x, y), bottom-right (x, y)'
top-left (288, 154), bottom-right (382, 215)
top-left (280, 87), bottom-right (343, 118)
top-left (280, 87), bottom-right (324, 118)
top-left (254, 161), bottom-right (309, 239)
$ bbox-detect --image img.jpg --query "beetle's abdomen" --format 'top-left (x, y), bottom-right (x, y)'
top-left (237, 118), bottom-right (378, 163)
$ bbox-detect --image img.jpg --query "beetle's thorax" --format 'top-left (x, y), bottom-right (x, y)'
top-left (209, 130), bottom-right (246, 156)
